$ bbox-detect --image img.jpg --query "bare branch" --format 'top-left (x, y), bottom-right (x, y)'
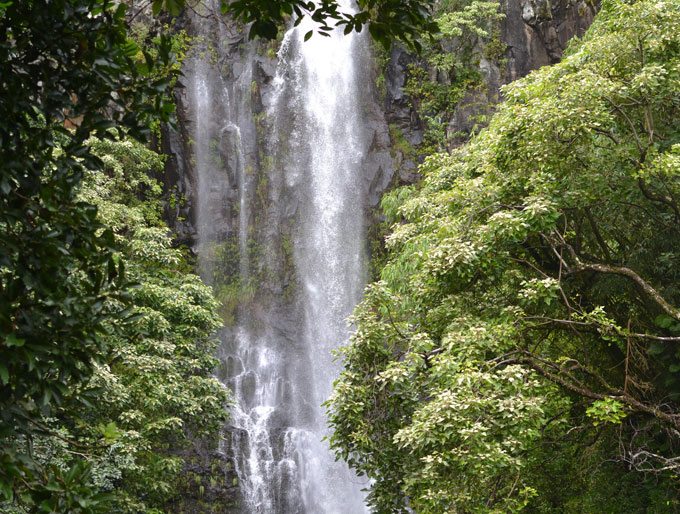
top-left (637, 177), bottom-right (680, 220)
top-left (571, 262), bottom-right (680, 320)
top-left (585, 207), bottom-right (613, 262)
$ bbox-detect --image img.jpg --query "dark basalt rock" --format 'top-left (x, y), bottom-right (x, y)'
top-left (166, 443), bottom-right (242, 514)
top-left (506, 0), bottom-right (598, 76)
top-left (446, 0), bottom-right (599, 148)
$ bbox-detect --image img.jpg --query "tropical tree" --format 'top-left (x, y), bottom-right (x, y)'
top-left (1, 134), bottom-right (230, 512)
top-left (328, 0), bottom-right (680, 510)
top-left (77, 136), bottom-right (228, 512)
top-left (0, 0), bottom-right (178, 508)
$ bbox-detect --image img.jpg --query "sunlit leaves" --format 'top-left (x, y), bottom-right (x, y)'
top-left (586, 398), bottom-right (627, 427)
top-left (57, 137), bottom-right (227, 512)
top-left (0, 133), bottom-right (228, 512)
top-left (329, 0), bottom-right (680, 510)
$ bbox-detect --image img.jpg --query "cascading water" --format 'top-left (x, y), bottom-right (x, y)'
top-left (261, 8), bottom-right (370, 512)
top-left (185, 2), bottom-right (376, 511)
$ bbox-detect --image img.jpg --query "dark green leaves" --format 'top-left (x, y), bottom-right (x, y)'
top-left (0, 0), bottom-right (180, 509)
top-left (224, 0), bottom-right (438, 52)
top-left (249, 19), bottom-right (279, 40)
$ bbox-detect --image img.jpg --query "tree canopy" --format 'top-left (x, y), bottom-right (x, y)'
top-left (4, 0), bottom-right (680, 511)
top-left (328, 0), bottom-right (680, 510)
top-left (0, 0), bottom-right (176, 429)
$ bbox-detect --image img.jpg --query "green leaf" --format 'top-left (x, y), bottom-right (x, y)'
top-left (99, 421), bottom-right (122, 442)
top-left (655, 314), bottom-right (674, 329)
top-left (4, 333), bottom-right (24, 347)
top-left (0, 478), bottom-right (13, 501)
top-left (152, 0), bottom-right (163, 15)
top-left (0, 1), bottom-right (13, 16)
top-left (165, 0), bottom-right (184, 16)
top-left (121, 40), bottom-right (140, 57)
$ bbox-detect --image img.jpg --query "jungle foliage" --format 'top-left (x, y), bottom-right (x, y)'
top-left (0, 0), bottom-right (175, 440)
top-left (328, 0), bottom-right (680, 511)
top-left (0, 1), bottom-right (228, 510)
top-left (152, 0), bottom-right (438, 51)
top-left (1, 135), bottom-right (229, 512)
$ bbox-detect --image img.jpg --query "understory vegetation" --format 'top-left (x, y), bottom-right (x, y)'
top-left (328, 0), bottom-right (680, 511)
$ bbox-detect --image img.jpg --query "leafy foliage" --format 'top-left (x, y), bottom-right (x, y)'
top-left (78, 136), bottom-right (229, 511)
top-left (0, 1), bottom-right (197, 508)
top-left (328, 0), bottom-right (680, 510)
top-left (0, 0), bottom-right (168, 428)
top-left (152, 0), bottom-right (439, 51)
top-left (1, 136), bottom-right (229, 512)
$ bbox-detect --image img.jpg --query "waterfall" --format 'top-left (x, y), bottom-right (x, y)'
top-left (263, 9), bottom-right (370, 513)
top-left (185, 2), bottom-right (374, 512)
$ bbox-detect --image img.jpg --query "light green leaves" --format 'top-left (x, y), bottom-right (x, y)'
top-left (98, 422), bottom-right (122, 443)
top-left (329, 0), bottom-right (680, 510)
top-left (518, 278), bottom-right (560, 307)
top-left (4, 334), bottom-right (25, 348)
top-left (586, 398), bottom-right (628, 426)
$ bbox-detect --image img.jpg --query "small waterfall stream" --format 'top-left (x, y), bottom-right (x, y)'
top-left (185, 2), bottom-right (375, 511)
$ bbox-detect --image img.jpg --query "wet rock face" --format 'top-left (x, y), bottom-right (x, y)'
top-left (163, 0), bottom-right (599, 246)
top-left (383, 45), bottom-right (423, 183)
top-left (163, 23), bottom-right (394, 249)
top-left (455, 0), bottom-right (597, 145)
top-left (166, 444), bottom-right (241, 514)
top-left (385, 45), bottom-right (422, 145)
top-left (161, 101), bottom-right (197, 248)
top-left (507, 0), bottom-right (598, 76)
top-left (382, 0), bottom-right (598, 155)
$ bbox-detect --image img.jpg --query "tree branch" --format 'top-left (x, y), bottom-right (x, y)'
top-left (571, 262), bottom-right (680, 320)
top-left (584, 207), bottom-right (612, 262)
top-left (637, 177), bottom-right (680, 221)
top-left (508, 352), bottom-right (680, 430)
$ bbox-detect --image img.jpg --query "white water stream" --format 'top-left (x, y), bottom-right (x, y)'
top-left (187, 2), bottom-right (371, 511)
